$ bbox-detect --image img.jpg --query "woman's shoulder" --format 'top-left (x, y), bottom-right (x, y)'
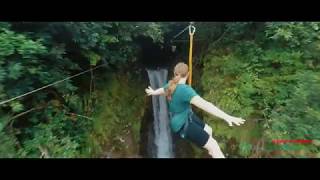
top-left (181, 84), bottom-right (193, 88)
top-left (179, 84), bottom-right (196, 91)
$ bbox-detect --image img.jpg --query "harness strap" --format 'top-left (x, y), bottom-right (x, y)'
top-left (179, 108), bottom-right (193, 138)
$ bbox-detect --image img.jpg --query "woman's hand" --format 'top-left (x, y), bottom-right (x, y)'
top-left (145, 86), bottom-right (166, 96)
top-left (225, 116), bottom-right (246, 127)
top-left (145, 86), bottom-right (155, 96)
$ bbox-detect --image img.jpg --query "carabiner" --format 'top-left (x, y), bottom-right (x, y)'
top-left (189, 25), bottom-right (196, 36)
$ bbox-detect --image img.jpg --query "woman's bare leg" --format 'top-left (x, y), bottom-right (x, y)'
top-left (203, 137), bottom-right (225, 158)
top-left (204, 124), bottom-right (212, 136)
top-left (203, 124), bottom-right (224, 158)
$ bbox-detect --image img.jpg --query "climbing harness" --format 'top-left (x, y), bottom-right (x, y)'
top-left (179, 108), bottom-right (194, 138)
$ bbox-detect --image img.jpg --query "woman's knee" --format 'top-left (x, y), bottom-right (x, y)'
top-left (203, 137), bottom-right (225, 158)
top-left (203, 136), bottom-right (216, 148)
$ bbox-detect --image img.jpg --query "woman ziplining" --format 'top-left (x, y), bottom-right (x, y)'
top-left (145, 62), bottom-right (246, 158)
top-left (145, 23), bottom-right (245, 158)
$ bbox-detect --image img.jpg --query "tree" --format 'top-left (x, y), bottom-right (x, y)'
top-left (200, 22), bottom-right (320, 157)
top-left (0, 22), bottom-right (166, 157)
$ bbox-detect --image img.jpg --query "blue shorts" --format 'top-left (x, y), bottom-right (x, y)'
top-left (177, 112), bottom-right (210, 147)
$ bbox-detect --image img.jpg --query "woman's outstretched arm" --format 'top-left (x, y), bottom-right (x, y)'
top-left (190, 96), bottom-right (245, 126)
top-left (145, 86), bottom-right (165, 96)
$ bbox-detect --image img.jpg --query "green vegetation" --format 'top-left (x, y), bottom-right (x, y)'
top-left (82, 71), bottom-right (146, 157)
top-left (198, 22), bottom-right (320, 157)
top-left (0, 22), bottom-right (163, 158)
top-left (1, 22), bottom-right (320, 158)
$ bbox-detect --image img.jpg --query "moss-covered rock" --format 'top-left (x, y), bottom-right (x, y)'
top-left (82, 71), bottom-right (146, 158)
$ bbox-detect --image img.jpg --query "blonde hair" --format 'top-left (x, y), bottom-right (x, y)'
top-left (166, 62), bottom-right (189, 101)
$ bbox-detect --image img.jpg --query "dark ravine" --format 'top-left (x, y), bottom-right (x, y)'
top-left (139, 95), bottom-right (154, 157)
top-left (137, 35), bottom-right (200, 158)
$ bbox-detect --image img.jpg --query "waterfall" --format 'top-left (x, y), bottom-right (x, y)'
top-left (146, 68), bottom-right (174, 158)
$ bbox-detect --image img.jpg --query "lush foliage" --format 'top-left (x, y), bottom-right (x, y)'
top-left (2, 21), bottom-right (320, 158)
top-left (199, 22), bottom-right (320, 157)
top-left (82, 71), bottom-right (146, 157)
top-left (0, 22), bottom-right (164, 157)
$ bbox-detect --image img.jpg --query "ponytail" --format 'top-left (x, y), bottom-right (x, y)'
top-left (166, 75), bottom-right (181, 101)
top-left (165, 62), bottom-right (189, 101)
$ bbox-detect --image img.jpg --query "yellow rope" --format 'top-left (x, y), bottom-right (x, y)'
top-left (188, 33), bottom-right (194, 86)
top-left (188, 24), bottom-right (195, 86)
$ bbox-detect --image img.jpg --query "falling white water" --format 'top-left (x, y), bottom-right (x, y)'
top-left (146, 69), bottom-right (174, 158)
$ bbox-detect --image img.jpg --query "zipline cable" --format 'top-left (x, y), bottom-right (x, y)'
top-left (0, 63), bottom-right (107, 106)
